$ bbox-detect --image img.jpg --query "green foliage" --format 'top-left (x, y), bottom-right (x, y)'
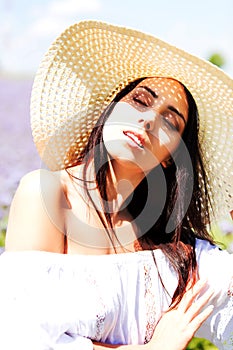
top-left (208, 53), bottom-right (225, 68)
top-left (0, 215), bottom-right (7, 247)
top-left (211, 223), bottom-right (233, 251)
top-left (0, 231), bottom-right (5, 247)
top-left (187, 337), bottom-right (218, 349)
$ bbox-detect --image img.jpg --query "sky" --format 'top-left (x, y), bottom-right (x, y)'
top-left (0, 0), bottom-right (232, 77)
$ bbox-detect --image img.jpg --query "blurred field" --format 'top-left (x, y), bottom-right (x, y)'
top-left (0, 77), bottom-right (40, 231)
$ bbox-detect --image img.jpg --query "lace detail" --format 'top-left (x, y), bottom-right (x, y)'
top-left (86, 273), bottom-right (106, 341)
top-left (219, 294), bottom-right (233, 349)
top-left (95, 311), bottom-right (105, 341)
top-left (95, 287), bottom-right (106, 341)
top-left (212, 277), bottom-right (233, 349)
top-left (144, 263), bottom-right (156, 344)
top-left (222, 276), bottom-right (233, 349)
top-left (227, 276), bottom-right (233, 297)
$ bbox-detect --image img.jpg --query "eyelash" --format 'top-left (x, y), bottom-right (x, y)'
top-left (132, 97), bottom-right (179, 131)
top-left (163, 115), bottom-right (179, 131)
top-left (132, 97), bottom-right (148, 107)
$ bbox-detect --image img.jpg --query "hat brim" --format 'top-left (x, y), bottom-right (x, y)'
top-left (30, 20), bottom-right (233, 219)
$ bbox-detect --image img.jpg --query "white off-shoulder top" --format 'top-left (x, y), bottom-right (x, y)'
top-left (0, 239), bottom-right (232, 350)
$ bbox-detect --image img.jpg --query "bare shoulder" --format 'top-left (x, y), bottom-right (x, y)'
top-left (12, 169), bottom-right (68, 214)
top-left (18, 168), bottom-right (63, 193)
top-left (5, 169), bottom-right (68, 252)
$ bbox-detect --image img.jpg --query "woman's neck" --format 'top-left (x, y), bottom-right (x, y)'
top-left (107, 159), bottom-right (146, 210)
top-left (70, 159), bottom-right (146, 220)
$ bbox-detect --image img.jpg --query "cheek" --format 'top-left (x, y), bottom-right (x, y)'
top-left (154, 129), bottom-right (182, 157)
top-left (157, 129), bottom-right (170, 146)
top-left (102, 106), bottom-right (124, 149)
top-left (103, 124), bottom-right (124, 145)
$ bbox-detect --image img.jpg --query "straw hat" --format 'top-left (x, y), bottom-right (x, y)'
top-left (30, 20), bottom-right (233, 219)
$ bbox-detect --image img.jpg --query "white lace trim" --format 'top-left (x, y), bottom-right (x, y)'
top-left (144, 263), bottom-right (157, 344)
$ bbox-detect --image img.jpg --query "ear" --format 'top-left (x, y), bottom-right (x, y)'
top-left (161, 161), bottom-right (167, 168)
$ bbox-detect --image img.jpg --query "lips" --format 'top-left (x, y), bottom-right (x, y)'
top-left (123, 130), bottom-right (144, 148)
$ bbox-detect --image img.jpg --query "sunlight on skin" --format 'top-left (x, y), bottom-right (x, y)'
top-left (103, 77), bottom-right (189, 187)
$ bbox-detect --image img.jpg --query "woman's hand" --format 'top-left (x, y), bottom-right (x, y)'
top-left (146, 279), bottom-right (214, 350)
top-left (93, 280), bottom-right (214, 350)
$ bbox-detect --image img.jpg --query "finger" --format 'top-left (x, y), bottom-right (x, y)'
top-left (189, 304), bottom-right (214, 332)
top-left (185, 276), bottom-right (196, 292)
top-left (185, 287), bottom-right (215, 322)
top-left (178, 279), bottom-right (208, 312)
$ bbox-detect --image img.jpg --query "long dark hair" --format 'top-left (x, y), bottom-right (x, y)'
top-left (66, 77), bottom-right (214, 306)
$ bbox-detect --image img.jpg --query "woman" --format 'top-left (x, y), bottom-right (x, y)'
top-left (1, 21), bottom-right (232, 349)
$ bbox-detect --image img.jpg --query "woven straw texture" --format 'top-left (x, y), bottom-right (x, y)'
top-left (30, 20), bottom-right (233, 220)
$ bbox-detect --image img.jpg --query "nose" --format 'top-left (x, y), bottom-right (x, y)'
top-left (138, 111), bottom-right (155, 131)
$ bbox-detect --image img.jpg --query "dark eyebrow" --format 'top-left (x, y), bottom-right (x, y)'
top-left (138, 86), bottom-right (158, 98)
top-left (168, 105), bottom-right (187, 125)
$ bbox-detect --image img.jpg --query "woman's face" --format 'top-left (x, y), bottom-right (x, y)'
top-left (103, 77), bottom-right (189, 173)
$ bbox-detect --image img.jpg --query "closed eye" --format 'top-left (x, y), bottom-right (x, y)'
top-left (162, 113), bottom-right (180, 132)
top-left (133, 97), bottom-right (148, 107)
top-left (131, 88), bottom-right (154, 109)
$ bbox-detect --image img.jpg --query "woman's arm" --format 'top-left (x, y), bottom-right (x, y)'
top-left (93, 280), bottom-right (214, 350)
top-left (5, 169), bottom-right (66, 253)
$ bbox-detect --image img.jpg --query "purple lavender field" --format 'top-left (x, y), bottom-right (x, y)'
top-left (0, 77), bottom-right (40, 227)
